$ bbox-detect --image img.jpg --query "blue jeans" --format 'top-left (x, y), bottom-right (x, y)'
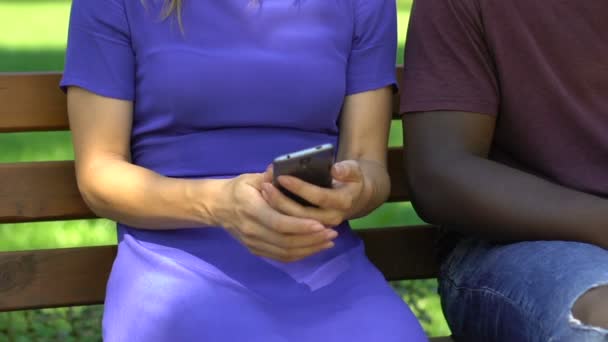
top-left (439, 237), bottom-right (608, 342)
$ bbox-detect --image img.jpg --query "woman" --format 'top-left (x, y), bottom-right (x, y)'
top-left (61, 0), bottom-right (427, 340)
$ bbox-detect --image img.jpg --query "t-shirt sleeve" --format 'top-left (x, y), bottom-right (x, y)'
top-left (400, 0), bottom-right (499, 115)
top-left (60, 0), bottom-right (135, 100)
top-left (346, 0), bottom-right (398, 95)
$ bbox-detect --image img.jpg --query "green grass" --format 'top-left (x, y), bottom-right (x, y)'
top-left (0, 306), bottom-right (103, 342)
top-left (0, 0), bottom-right (70, 72)
top-left (0, 0), bottom-right (450, 338)
top-left (0, 1), bottom-right (71, 49)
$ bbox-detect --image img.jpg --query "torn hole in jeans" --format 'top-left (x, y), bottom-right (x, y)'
top-left (568, 282), bottom-right (608, 335)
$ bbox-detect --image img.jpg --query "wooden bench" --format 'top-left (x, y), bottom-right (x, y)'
top-left (0, 69), bottom-right (452, 341)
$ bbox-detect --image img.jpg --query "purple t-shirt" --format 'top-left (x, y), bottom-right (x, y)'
top-left (401, 0), bottom-right (608, 197)
top-left (61, 0), bottom-right (397, 180)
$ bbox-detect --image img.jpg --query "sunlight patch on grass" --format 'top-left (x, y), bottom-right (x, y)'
top-left (397, 5), bottom-right (411, 64)
top-left (0, 1), bottom-right (71, 49)
top-left (406, 289), bottom-right (452, 337)
top-left (350, 202), bottom-right (426, 229)
top-left (389, 120), bottom-right (404, 147)
top-left (0, 132), bottom-right (74, 162)
top-left (0, 219), bottom-right (116, 252)
top-left (0, 1), bottom-right (410, 51)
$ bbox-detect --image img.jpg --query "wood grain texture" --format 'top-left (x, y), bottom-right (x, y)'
top-left (0, 245), bottom-right (116, 311)
top-left (0, 161), bottom-right (95, 223)
top-left (0, 68), bottom-right (404, 133)
top-left (0, 73), bottom-right (67, 132)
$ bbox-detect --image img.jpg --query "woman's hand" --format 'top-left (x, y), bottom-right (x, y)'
top-left (215, 173), bottom-right (338, 262)
top-left (260, 160), bottom-right (369, 227)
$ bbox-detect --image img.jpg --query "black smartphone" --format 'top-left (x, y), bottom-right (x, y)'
top-left (272, 143), bottom-right (334, 206)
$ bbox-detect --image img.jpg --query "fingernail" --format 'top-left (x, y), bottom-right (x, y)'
top-left (311, 224), bottom-right (325, 232)
top-left (325, 230), bottom-right (338, 239)
top-left (323, 242), bottom-right (335, 249)
top-left (334, 164), bottom-right (344, 176)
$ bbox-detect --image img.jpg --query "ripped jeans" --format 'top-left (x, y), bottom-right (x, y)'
top-left (438, 237), bottom-right (608, 342)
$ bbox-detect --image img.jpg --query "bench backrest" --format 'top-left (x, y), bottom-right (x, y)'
top-left (0, 68), bottom-right (440, 312)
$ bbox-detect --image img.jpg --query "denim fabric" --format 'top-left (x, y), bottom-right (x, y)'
top-left (439, 238), bottom-right (608, 342)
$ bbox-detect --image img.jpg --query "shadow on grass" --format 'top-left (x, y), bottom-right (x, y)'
top-left (0, 220), bottom-right (117, 252)
top-left (0, 48), bottom-right (65, 72)
top-left (0, 305), bottom-right (103, 342)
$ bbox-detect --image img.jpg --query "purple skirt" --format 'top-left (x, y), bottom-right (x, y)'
top-left (102, 224), bottom-right (428, 341)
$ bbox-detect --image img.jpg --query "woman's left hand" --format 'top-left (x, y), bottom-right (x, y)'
top-left (261, 160), bottom-right (368, 227)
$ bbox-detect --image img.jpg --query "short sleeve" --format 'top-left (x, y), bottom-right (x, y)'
top-left (346, 0), bottom-right (398, 95)
top-left (400, 0), bottom-right (499, 115)
top-left (60, 0), bottom-right (135, 100)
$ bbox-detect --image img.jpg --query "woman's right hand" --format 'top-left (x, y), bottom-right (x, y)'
top-left (213, 173), bottom-right (338, 262)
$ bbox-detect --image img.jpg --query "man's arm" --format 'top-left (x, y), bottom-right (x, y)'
top-left (404, 111), bottom-right (608, 247)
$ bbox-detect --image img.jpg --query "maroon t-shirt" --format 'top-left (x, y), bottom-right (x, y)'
top-left (401, 0), bottom-right (608, 197)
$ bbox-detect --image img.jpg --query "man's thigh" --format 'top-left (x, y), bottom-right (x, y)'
top-left (438, 238), bottom-right (608, 342)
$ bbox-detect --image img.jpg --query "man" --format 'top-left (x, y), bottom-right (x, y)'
top-left (400, 0), bottom-right (608, 341)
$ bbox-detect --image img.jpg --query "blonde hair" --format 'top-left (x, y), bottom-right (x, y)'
top-left (161, 0), bottom-right (183, 28)
top-left (140, 0), bottom-right (183, 30)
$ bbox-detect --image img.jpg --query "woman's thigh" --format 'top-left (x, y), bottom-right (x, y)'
top-left (102, 237), bottom-right (428, 342)
top-left (310, 253), bottom-right (428, 342)
top-left (439, 238), bottom-right (608, 342)
top-left (102, 239), bottom-right (282, 342)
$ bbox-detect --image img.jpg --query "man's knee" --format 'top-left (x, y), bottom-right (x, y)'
top-left (572, 285), bottom-right (608, 329)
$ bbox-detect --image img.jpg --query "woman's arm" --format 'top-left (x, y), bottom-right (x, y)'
top-left (261, 87), bottom-right (393, 225)
top-left (68, 87), bottom-right (221, 229)
top-left (68, 87), bottom-right (335, 261)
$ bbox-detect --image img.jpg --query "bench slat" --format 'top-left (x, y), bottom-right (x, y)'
top-left (0, 161), bottom-right (95, 223)
top-left (392, 66), bottom-right (403, 118)
top-left (0, 245), bottom-right (115, 311)
top-left (0, 70), bottom-right (405, 133)
top-left (0, 226), bottom-right (439, 311)
top-left (387, 147), bottom-right (409, 201)
top-left (0, 73), bottom-right (68, 132)
top-left (430, 337), bottom-right (454, 342)
top-left (0, 150), bottom-right (409, 223)
top-left (359, 225), bottom-right (439, 281)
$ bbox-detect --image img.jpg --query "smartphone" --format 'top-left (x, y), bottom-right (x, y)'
top-left (272, 143), bottom-right (334, 206)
